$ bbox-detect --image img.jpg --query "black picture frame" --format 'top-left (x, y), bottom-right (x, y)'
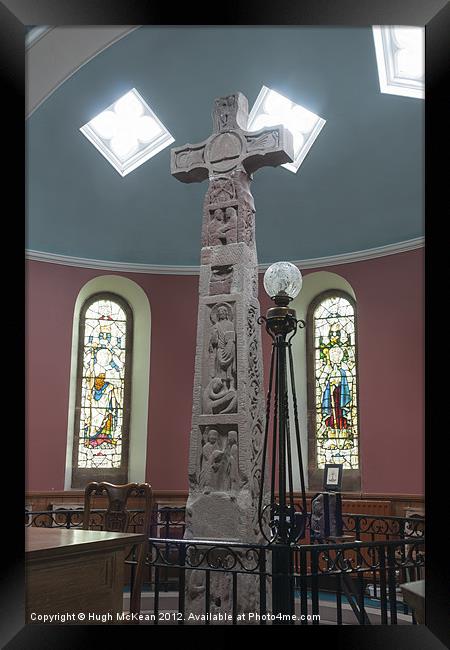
top-left (3, 0), bottom-right (448, 647)
top-left (323, 463), bottom-right (343, 491)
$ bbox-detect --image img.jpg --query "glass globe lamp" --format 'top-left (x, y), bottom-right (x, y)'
top-left (258, 261), bottom-right (307, 552)
top-left (264, 261), bottom-right (303, 306)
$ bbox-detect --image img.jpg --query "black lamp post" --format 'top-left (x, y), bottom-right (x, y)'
top-left (258, 261), bottom-right (308, 621)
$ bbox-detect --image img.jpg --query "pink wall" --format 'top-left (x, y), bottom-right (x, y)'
top-left (25, 249), bottom-right (424, 495)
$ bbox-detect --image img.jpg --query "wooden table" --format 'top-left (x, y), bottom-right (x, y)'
top-left (26, 528), bottom-right (145, 624)
top-left (400, 579), bottom-right (425, 624)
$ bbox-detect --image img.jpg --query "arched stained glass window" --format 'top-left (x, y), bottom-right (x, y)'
top-left (307, 291), bottom-right (361, 491)
top-left (71, 293), bottom-right (133, 488)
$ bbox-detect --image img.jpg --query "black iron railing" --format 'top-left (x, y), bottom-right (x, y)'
top-left (144, 536), bottom-right (424, 625)
top-left (25, 506), bottom-right (187, 537)
top-left (24, 507), bottom-right (425, 542)
top-left (25, 507), bottom-right (424, 624)
top-left (342, 513), bottom-right (425, 542)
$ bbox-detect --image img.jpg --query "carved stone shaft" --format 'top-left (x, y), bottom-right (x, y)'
top-left (170, 92), bottom-right (294, 621)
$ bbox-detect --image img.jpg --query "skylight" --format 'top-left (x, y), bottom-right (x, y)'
top-left (372, 26), bottom-right (424, 99)
top-left (80, 88), bottom-right (174, 176)
top-left (247, 86), bottom-right (326, 173)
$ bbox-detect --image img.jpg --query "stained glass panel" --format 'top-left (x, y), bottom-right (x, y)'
top-left (76, 298), bottom-right (129, 470)
top-left (312, 295), bottom-right (359, 470)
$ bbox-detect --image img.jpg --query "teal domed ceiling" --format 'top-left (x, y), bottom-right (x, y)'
top-left (26, 26), bottom-right (423, 267)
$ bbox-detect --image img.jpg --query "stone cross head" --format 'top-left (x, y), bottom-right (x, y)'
top-left (171, 91), bottom-right (294, 183)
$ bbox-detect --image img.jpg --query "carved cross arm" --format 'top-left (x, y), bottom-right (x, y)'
top-left (242, 124), bottom-right (294, 175)
top-left (171, 139), bottom-right (209, 183)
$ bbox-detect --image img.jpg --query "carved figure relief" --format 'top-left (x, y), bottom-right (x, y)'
top-left (209, 265), bottom-right (234, 295)
top-left (202, 377), bottom-right (237, 414)
top-left (208, 207), bottom-right (237, 246)
top-left (201, 172), bottom-right (258, 250)
top-left (199, 429), bottom-right (226, 493)
top-left (224, 207), bottom-right (238, 243)
top-left (213, 95), bottom-right (237, 132)
top-left (208, 303), bottom-right (236, 390)
top-left (199, 426), bottom-right (240, 494)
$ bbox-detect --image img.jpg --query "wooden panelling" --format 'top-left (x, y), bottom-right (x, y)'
top-left (339, 499), bottom-right (390, 516)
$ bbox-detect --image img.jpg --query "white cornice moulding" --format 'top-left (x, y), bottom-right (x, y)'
top-left (25, 238), bottom-right (424, 275)
top-left (26, 26), bottom-right (140, 118)
top-left (25, 27), bottom-right (54, 49)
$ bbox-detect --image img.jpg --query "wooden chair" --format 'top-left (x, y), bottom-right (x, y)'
top-left (83, 481), bottom-right (153, 616)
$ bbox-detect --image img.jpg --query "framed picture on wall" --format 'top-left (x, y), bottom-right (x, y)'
top-left (323, 463), bottom-right (343, 491)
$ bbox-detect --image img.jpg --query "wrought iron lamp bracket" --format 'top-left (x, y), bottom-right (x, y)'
top-left (257, 304), bottom-right (308, 547)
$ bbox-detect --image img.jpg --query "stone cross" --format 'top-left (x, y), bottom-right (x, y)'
top-left (171, 92), bottom-right (293, 621)
top-left (171, 92), bottom-right (293, 183)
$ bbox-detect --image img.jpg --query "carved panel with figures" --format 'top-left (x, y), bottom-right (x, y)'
top-left (197, 425), bottom-right (241, 494)
top-left (202, 302), bottom-right (237, 415)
